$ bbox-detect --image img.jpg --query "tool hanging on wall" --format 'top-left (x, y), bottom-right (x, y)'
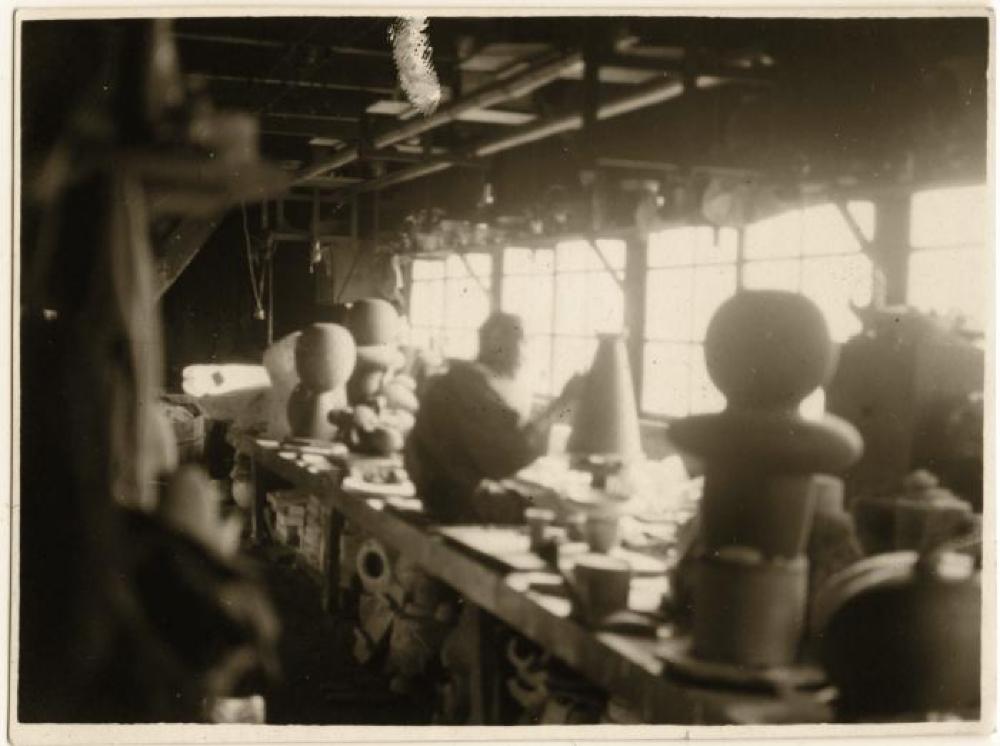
top-left (241, 201), bottom-right (269, 321)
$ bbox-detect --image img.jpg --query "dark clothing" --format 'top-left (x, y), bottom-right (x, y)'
top-left (405, 362), bottom-right (541, 524)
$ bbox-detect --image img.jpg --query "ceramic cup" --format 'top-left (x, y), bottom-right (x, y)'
top-left (573, 554), bottom-right (631, 625)
top-left (584, 512), bottom-right (621, 553)
top-left (565, 512), bottom-right (588, 542)
top-left (526, 507), bottom-right (556, 551)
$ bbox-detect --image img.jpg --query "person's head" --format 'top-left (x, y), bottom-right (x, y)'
top-left (477, 312), bottom-right (526, 376)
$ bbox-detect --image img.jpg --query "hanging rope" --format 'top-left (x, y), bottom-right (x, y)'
top-left (240, 201), bottom-right (266, 318)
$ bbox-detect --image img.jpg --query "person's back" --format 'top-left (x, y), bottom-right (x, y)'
top-left (404, 312), bottom-right (582, 524)
top-left (405, 359), bottom-right (537, 523)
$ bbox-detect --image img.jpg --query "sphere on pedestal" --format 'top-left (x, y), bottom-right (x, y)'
top-left (294, 323), bottom-right (357, 392)
top-left (347, 298), bottom-right (399, 347)
top-left (286, 384), bottom-right (345, 440)
top-left (705, 291), bottom-right (836, 410)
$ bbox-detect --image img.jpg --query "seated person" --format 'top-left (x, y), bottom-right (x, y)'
top-left (405, 312), bottom-right (582, 524)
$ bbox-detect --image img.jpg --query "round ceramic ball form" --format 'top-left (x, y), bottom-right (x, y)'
top-left (263, 331), bottom-right (301, 389)
top-left (347, 298), bottom-right (399, 347)
top-left (295, 323), bottom-right (357, 392)
top-left (704, 290), bottom-right (836, 410)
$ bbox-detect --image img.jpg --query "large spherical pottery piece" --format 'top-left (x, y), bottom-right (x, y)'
top-left (294, 323), bottom-right (357, 392)
top-left (705, 291), bottom-right (835, 410)
top-left (263, 331), bottom-right (301, 390)
top-left (347, 298), bottom-right (399, 347)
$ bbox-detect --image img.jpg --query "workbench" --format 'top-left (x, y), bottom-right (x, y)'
top-left (244, 436), bottom-right (832, 725)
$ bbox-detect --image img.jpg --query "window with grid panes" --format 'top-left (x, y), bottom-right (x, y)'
top-left (907, 184), bottom-right (988, 331)
top-left (741, 200), bottom-right (876, 418)
top-left (500, 246), bottom-right (555, 397)
top-left (500, 239), bottom-right (626, 397)
top-left (742, 201), bottom-right (875, 343)
top-left (643, 226), bottom-right (738, 417)
top-left (408, 253), bottom-right (493, 359)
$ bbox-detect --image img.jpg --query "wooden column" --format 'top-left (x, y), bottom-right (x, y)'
top-left (872, 191), bottom-right (911, 306)
top-left (623, 230), bottom-right (648, 402)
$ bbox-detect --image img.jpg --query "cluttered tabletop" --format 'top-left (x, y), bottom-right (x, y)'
top-left (246, 434), bottom-right (836, 726)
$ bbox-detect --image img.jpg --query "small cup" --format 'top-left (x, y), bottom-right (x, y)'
top-left (585, 513), bottom-right (621, 554)
top-left (573, 554), bottom-right (631, 625)
top-left (565, 512), bottom-right (588, 542)
top-left (526, 507), bottom-right (556, 551)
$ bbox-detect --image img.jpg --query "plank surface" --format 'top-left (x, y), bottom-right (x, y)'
top-left (249, 439), bottom-right (823, 724)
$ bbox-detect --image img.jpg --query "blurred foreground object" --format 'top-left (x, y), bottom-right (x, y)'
top-left (826, 306), bottom-right (984, 510)
top-left (813, 550), bottom-right (981, 720)
top-left (19, 19), bottom-right (280, 722)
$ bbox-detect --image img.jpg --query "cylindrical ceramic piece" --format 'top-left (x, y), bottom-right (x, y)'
top-left (700, 472), bottom-right (818, 559)
top-left (526, 508), bottom-right (556, 551)
top-left (286, 385), bottom-right (345, 441)
top-left (573, 554), bottom-right (631, 625)
top-left (584, 512), bottom-right (621, 554)
top-left (692, 551), bottom-right (808, 667)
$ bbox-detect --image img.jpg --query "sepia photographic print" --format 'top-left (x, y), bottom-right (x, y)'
top-left (7, 4), bottom-right (995, 744)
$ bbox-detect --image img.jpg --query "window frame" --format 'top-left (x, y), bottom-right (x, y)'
top-left (405, 186), bottom-right (982, 424)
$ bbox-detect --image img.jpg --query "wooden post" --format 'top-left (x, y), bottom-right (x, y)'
top-left (623, 230), bottom-right (648, 403)
top-left (871, 191), bottom-right (911, 306)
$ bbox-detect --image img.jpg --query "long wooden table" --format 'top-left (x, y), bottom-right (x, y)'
top-left (246, 437), bottom-right (830, 725)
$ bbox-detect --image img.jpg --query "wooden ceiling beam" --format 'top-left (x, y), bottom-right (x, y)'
top-left (296, 50), bottom-right (584, 182)
top-left (259, 113), bottom-right (359, 141)
top-left (175, 31), bottom-right (397, 60)
top-left (351, 73), bottom-right (730, 194)
top-left (188, 72), bottom-right (397, 97)
top-left (155, 216), bottom-right (224, 297)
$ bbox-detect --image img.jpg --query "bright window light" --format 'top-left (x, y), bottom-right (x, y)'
top-left (907, 184), bottom-right (989, 331)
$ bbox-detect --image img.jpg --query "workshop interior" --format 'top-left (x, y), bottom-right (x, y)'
top-left (16, 14), bottom-right (989, 728)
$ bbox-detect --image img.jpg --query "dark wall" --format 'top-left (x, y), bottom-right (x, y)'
top-left (159, 211), bottom-right (318, 390)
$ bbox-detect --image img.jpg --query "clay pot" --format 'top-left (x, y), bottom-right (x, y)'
top-left (704, 291), bottom-right (836, 410)
top-left (692, 550), bottom-right (808, 667)
top-left (584, 513), bottom-right (621, 554)
top-left (294, 323), bottom-right (357, 392)
top-left (573, 554), bottom-right (631, 625)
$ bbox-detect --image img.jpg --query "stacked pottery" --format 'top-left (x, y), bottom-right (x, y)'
top-left (286, 323), bottom-right (356, 440)
top-left (342, 298), bottom-right (418, 455)
top-left (262, 331), bottom-right (301, 439)
top-left (668, 291), bottom-right (863, 668)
